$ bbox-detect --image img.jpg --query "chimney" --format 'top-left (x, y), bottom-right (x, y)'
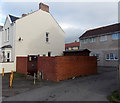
top-left (22, 14), bottom-right (27, 17)
top-left (39, 3), bottom-right (49, 12)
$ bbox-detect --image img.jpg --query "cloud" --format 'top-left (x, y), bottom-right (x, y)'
top-left (1, 2), bottom-right (38, 17)
top-left (60, 23), bottom-right (80, 30)
top-left (49, 2), bottom-right (118, 42)
top-left (0, 2), bottom-right (118, 43)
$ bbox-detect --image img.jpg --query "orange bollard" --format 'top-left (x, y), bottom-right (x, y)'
top-left (2, 68), bottom-right (4, 77)
top-left (9, 71), bottom-right (14, 88)
top-left (11, 70), bottom-right (14, 79)
top-left (9, 74), bottom-right (13, 87)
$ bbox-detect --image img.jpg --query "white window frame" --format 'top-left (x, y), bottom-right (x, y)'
top-left (46, 32), bottom-right (49, 43)
top-left (82, 38), bottom-right (89, 44)
top-left (89, 37), bottom-right (96, 43)
top-left (106, 53), bottom-right (118, 60)
top-left (4, 29), bottom-right (7, 42)
top-left (3, 50), bottom-right (11, 62)
top-left (100, 35), bottom-right (107, 42)
top-left (112, 33), bottom-right (120, 40)
top-left (4, 28), bottom-right (9, 42)
top-left (6, 28), bottom-right (9, 42)
top-left (90, 53), bottom-right (100, 60)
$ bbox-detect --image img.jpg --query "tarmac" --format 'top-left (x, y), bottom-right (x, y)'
top-left (2, 67), bottom-right (119, 101)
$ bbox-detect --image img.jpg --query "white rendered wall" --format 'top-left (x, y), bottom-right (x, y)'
top-left (15, 10), bottom-right (65, 57)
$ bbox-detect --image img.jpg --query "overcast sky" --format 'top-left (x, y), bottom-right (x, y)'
top-left (0, 2), bottom-right (118, 43)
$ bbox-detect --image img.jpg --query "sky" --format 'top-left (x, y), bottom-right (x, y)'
top-left (0, 1), bottom-right (118, 43)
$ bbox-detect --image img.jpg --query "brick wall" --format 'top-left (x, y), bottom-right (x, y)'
top-left (16, 57), bottom-right (28, 74)
top-left (38, 57), bottom-right (57, 81)
top-left (16, 56), bottom-right (97, 82)
top-left (37, 56), bottom-right (97, 82)
top-left (55, 56), bottom-right (97, 81)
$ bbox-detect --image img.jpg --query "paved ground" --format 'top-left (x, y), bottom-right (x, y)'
top-left (3, 67), bottom-right (119, 101)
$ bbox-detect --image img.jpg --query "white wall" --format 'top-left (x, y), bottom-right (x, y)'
top-left (15, 10), bottom-right (65, 57)
top-left (0, 31), bottom-right (2, 48)
top-left (0, 31), bottom-right (2, 63)
top-left (2, 17), bottom-right (13, 47)
top-left (1, 10), bottom-right (65, 73)
top-left (0, 62), bottom-right (15, 73)
top-left (2, 16), bottom-right (15, 62)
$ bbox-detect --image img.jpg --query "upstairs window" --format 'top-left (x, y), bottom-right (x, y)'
top-left (4, 28), bottom-right (9, 42)
top-left (112, 33), bottom-right (120, 40)
top-left (100, 35), bottom-right (107, 42)
top-left (81, 38), bottom-right (89, 44)
top-left (81, 37), bottom-right (96, 44)
top-left (46, 32), bottom-right (49, 42)
top-left (7, 28), bottom-right (9, 41)
top-left (4, 29), bottom-right (7, 42)
top-left (89, 37), bottom-right (96, 43)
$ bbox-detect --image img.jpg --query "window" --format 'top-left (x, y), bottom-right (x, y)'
top-left (73, 46), bottom-right (79, 50)
top-left (82, 39), bottom-right (89, 44)
top-left (68, 47), bottom-right (72, 50)
top-left (7, 28), bottom-right (9, 41)
top-left (7, 52), bottom-right (10, 62)
top-left (100, 35), bottom-right (107, 41)
top-left (4, 29), bottom-right (7, 42)
top-left (48, 52), bottom-right (51, 57)
top-left (112, 33), bottom-right (120, 40)
top-left (46, 32), bottom-right (49, 42)
top-left (81, 37), bottom-right (96, 44)
top-left (65, 48), bottom-right (68, 51)
top-left (43, 54), bottom-right (46, 56)
top-left (3, 51), bottom-right (11, 62)
top-left (106, 53), bottom-right (118, 60)
top-left (91, 53), bottom-right (100, 60)
top-left (89, 37), bottom-right (96, 43)
top-left (4, 28), bottom-right (9, 42)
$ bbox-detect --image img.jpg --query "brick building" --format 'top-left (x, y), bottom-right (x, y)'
top-left (65, 41), bottom-right (80, 51)
top-left (79, 23), bottom-right (120, 67)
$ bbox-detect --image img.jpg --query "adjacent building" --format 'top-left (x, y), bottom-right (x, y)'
top-left (0, 3), bottom-right (65, 72)
top-left (79, 23), bottom-right (120, 67)
top-left (65, 41), bottom-right (80, 51)
top-left (0, 26), bottom-right (3, 62)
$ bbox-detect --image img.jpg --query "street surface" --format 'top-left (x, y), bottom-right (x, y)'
top-left (3, 67), bottom-right (119, 101)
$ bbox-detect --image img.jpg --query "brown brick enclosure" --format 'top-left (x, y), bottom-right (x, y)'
top-left (16, 56), bottom-right (97, 82)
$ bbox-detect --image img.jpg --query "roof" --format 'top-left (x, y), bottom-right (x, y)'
top-left (9, 15), bottom-right (19, 22)
top-left (80, 23), bottom-right (120, 39)
top-left (1, 45), bottom-right (12, 48)
top-left (63, 49), bottom-right (91, 53)
top-left (65, 42), bottom-right (80, 48)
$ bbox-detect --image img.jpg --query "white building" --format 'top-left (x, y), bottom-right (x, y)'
top-left (0, 26), bottom-right (3, 63)
top-left (0, 3), bottom-right (65, 73)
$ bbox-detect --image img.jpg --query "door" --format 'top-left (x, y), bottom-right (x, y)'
top-left (6, 51), bottom-right (11, 62)
top-left (28, 55), bottom-right (38, 75)
top-left (48, 52), bottom-right (51, 57)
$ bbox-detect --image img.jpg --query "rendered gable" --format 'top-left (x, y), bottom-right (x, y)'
top-left (15, 9), bottom-right (65, 56)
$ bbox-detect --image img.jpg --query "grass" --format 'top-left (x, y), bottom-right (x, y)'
top-left (13, 73), bottom-right (26, 78)
top-left (108, 90), bottom-right (120, 103)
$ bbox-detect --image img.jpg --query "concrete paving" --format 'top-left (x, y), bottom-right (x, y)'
top-left (3, 67), bottom-right (119, 101)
